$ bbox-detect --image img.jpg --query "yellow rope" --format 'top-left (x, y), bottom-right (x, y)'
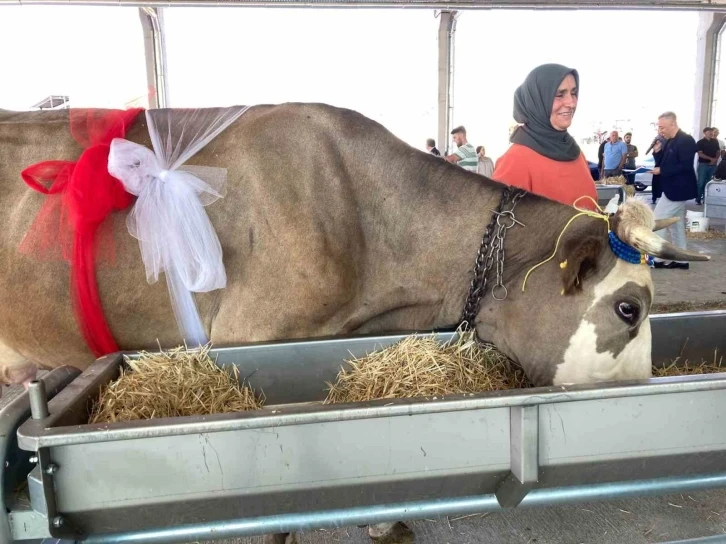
top-left (521, 196), bottom-right (611, 293)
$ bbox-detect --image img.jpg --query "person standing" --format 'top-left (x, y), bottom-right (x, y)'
top-left (713, 127), bottom-right (726, 164)
top-left (492, 63), bottom-right (596, 209)
top-left (475, 145), bottom-right (494, 177)
top-left (445, 126), bottom-right (478, 172)
top-left (425, 138), bottom-right (441, 157)
top-left (602, 130), bottom-right (628, 178)
top-left (623, 132), bottom-right (638, 184)
top-left (695, 127), bottom-right (720, 205)
top-left (650, 111), bottom-right (698, 270)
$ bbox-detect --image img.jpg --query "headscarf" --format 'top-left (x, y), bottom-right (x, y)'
top-left (510, 63), bottom-right (582, 162)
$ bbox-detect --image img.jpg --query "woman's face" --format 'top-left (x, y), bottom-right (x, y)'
top-left (550, 74), bottom-right (578, 131)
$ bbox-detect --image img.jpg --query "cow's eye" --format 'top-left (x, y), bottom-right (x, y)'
top-left (616, 301), bottom-right (640, 325)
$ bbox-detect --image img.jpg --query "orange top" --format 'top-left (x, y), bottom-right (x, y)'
top-left (492, 143), bottom-right (597, 210)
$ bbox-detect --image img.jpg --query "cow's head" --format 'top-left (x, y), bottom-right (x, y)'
top-left (476, 199), bottom-right (708, 387)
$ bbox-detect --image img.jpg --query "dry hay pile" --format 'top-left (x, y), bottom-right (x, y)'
top-left (652, 353), bottom-right (724, 378)
top-left (324, 330), bottom-right (530, 404)
top-left (88, 334), bottom-right (725, 423)
top-left (597, 175), bottom-right (636, 197)
top-left (89, 345), bottom-right (264, 423)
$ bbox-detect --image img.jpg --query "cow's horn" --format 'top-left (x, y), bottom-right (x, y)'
top-left (653, 217), bottom-right (680, 231)
top-left (619, 224), bottom-right (710, 262)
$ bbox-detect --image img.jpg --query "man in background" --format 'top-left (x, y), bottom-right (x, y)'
top-left (713, 127), bottom-right (726, 160)
top-left (650, 111), bottom-right (698, 270)
top-left (602, 130), bottom-right (628, 178)
top-left (695, 127), bottom-right (720, 205)
top-left (446, 126), bottom-right (478, 172)
top-left (425, 138), bottom-right (441, 156)
top-left (623, 132), bottom-right (639, 184)
top-left (475, 145), bottom-right (494, 178)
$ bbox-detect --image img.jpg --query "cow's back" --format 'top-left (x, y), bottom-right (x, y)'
top-left (0, 103), bottom-right (369, 370)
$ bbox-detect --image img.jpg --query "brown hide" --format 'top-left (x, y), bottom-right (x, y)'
top-left (0, 103), bottom-right (528, 379)
top-left (3, 103), bottom-right (664, 389)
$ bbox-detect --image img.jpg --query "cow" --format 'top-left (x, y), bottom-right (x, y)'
top-left (0, 103), bottom-right (708, 543)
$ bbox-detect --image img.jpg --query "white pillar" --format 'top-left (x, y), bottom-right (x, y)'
top-left (437, 10), bottom-right (458, 156)
top-left (692, 12), bottom-right (726, 136)
top-left (139, 7), bottom-right (169, 109)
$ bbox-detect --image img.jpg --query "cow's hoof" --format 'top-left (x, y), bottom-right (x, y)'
top-left (368, 522), bottom-right (415, 543)
top-left (263, 532), bottom-right (297, 544)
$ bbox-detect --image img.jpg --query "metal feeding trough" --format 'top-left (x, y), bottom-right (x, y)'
top-left (3, 311), bottom-right (726, 544)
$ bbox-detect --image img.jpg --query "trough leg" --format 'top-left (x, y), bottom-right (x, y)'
top-left (263, 532), bottom-right (297, 544)
top-left (368, 522), bottom-right (415, 543)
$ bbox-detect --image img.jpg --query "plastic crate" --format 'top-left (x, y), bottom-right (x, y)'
top-left (705, 180), bottom-right (726, 220)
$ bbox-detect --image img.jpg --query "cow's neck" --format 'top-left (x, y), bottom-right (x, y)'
top-left (352, 157), bottom-right (565, 334)
top-left (353, 156), bottom-right (581, 336)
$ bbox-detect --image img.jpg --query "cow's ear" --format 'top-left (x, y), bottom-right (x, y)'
top-left (558, 234), bottom-right (604, 295)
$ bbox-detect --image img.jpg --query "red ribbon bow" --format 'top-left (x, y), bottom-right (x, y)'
top-left (19, 108), bottom-right (144, 357)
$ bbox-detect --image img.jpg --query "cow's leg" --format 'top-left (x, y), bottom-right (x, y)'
top-left (263, 532), bottom-right (297, 544)
top-left (0, 342), bottom-right (37, 388)
top-left (368, 522), bottom-right (414, 543)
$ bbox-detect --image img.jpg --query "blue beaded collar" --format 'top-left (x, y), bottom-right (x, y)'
top-left (608, 231), bottom-right (644, 265)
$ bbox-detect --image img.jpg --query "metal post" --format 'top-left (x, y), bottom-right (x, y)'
top-left (28, 380), bottom-right (49, 420)
top-left (495, 405), bottom-right (539, 508)
top-left (139, 7), bottom-right (169, 108)
top-left (437, 10), bottom-right (458, 156)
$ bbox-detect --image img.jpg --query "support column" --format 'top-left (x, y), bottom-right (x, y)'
top-left (692, 12), bottom-right (726, 136)
top-left (437, 10), bottom-right (458, 156)
top-left (139, 7), bottom-right (169, 109)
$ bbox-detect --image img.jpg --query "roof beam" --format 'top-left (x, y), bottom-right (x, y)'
top-left (2, 0), bottom-right (726, 9)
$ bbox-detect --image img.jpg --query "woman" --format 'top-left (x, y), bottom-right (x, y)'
top-left (475, 145), bottom-right (494, 178)
top-left (492, 63), bottom-right (597, 209)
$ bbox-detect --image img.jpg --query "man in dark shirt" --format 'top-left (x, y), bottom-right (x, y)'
top-left (651, 112), bottom-right (698, 269)
top-left (425, 138), bottom-right (441, 157)
top-left (696, 127), bottom-right (720, 205)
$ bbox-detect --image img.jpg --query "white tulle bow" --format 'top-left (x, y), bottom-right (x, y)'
top-left (108, 106), bottom-right (249, 346)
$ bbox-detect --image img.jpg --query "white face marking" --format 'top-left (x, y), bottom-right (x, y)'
top-left (554, 317), bottom-right (652, 385)
top-left (554, 259), bottom-right (654, 385)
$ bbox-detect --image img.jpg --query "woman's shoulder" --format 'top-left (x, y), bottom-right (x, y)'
top-left (501, 143), bottom-right (540, 158)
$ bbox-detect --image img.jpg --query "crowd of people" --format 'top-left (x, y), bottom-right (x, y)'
top-left (424, 62), bottom-right (716, 271)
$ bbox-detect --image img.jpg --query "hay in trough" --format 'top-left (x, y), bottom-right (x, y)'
top-left (324, 329), bottom-right (530, 404)
top-left (89, 344), bottom-right (264, 424)
top-left (598, 175), bottom-right (636, 197)
top-left (652, 353), bottom-right (724, 378)
top-left (651, 300), bottom-right (726, 314)
top-left (89, 332), bottom-right (724, 423)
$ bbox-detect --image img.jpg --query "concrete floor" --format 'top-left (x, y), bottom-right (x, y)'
top-left (214, 488), bottom-right (726, 543)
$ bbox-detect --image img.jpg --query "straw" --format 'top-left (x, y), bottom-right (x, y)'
top-left (89, 343), bottom-right (264, 423)
top-left (90, 334), bottom-right (723, 421)
top-left (597, 175), bottom-right (636, 197)
top-left (324, 328), bottom-right (530, 404)
top-left (652, 352), bottom-right (724, 378)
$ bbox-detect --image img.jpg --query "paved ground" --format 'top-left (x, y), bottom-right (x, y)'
top-left (6, 195), bottom-right (726, 544)
top-left (641, 195), bottom-right (726, 311)
top-left (214, 489), bottom-right (726, 543)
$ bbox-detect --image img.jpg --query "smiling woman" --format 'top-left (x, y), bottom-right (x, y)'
top-left (491, 63), bottom-right (598, 210)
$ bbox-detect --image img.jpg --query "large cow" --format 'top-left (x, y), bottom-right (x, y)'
top-left (0, 103), bottom-right (708, 543)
